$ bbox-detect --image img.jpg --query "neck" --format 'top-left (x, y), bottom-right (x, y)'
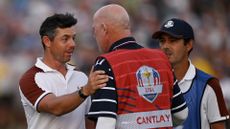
top-left (173, 60), bottom-right (190, 81)
top-left (109, 30), bottom-right (131, 47)
top-left (43, 53), bottom-right (67, 76)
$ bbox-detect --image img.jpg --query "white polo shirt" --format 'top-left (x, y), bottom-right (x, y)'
top-left (174, 61), bottom-right (229, 129)
top-left (19, 58), bottom-right (91, 129)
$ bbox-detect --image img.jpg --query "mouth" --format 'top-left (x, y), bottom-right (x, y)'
top-left (65, 51), bottom-right (74, 57)
top-left (164, 51), bottom-right (172, 57)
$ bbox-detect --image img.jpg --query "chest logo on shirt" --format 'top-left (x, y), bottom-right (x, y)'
top-left (136, 66), bottom-right (163, 103)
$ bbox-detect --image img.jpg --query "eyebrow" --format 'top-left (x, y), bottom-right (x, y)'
top-left (61, 33), bottom-right (76, 38)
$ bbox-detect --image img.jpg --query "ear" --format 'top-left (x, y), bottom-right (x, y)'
top-left (186, 40), bottom-right (193, 52)
top-left (42, 36), bottom-right (51, 48)
top-left (101, 23), bottom-right (107, 34)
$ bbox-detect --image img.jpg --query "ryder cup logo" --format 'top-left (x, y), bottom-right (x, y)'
top-left (136, 66), bottom-right (163, 103)
top-left (164, 20), bottom-right (174, 28)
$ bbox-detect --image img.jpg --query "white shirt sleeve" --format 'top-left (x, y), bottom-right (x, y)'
top-left (172, 107), bottom-right (188, 126)
top-left (203, 84), bottom-right (227, 123)
top-left (96, 117), bottom-right (116, 129)
top-left (85, 96), bottom-right (91, 114)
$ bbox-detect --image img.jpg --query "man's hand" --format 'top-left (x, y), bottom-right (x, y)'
top-left (82, 66), bottom-right (109, 96)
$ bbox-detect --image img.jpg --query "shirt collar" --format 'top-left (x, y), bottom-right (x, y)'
top-left (35, 57), bottom-right (75, 72)
top-left (109, 37), bottom-right (137, 52)
top-left (180, 59), bottom-right (196, 82)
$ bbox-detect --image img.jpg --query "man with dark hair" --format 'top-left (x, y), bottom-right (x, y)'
top-left (152, 18), bottom-right (229, 129)
top-left (87, 4), bottom-right (188, 129)
top-left (19, 13), bottom-right (108, 129)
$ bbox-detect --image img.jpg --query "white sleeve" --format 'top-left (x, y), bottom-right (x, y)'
top-left (172, 106), bottom-right (188, 126)
top-left (84, 96), bottom-right (91, 114)
top-left (205, 85), bottom-right (227, 123)
top-left (96, 117), bottom-right (116, 129)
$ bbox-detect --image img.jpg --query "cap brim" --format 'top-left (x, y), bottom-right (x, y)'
top-left (152, 30), bottom-right (183, 39)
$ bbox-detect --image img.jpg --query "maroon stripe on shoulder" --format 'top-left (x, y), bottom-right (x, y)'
top-left (19, 66), bottom-right (45, 106)
top-left (208, 78), bottom-right (229, 116)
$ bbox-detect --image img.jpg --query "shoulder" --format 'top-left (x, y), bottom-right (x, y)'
top-left (206, 78), bottom-right (223, 98)
top-left (94, 57), bottom-right (111, 70)
top-left (196, 69), bottom-right (221, 99)
top-left (19, 66), bottom-right (48, 106)
top-left (19, 66), bottom-right (44, 86)
top-left (95, 57), bottom-right (108, 65)
top-left (73, 69), bottom-right (88, 80)
top-left (145, 48), bottom-right (167, 55)
top-left (202, 78), bottom-right (221, 98)
top-left (67, 63), bottom-right (88, 79)
top-left (195, 68), bottom-right (213, 81)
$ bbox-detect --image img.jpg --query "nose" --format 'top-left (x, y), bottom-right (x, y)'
top-left (160, 41), bottom-right (172, 54)
top-left (159, 41), bottom-right (168, 49)
top-left (69, 38), bottom-right (76, 48)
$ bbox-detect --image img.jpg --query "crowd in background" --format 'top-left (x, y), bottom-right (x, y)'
top-left (0, 0), bottom-right (229, 128)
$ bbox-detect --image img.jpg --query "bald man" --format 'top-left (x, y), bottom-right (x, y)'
top-left (87, 4), bottom-right (188, 129)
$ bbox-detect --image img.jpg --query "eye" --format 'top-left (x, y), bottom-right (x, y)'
top-left (169, 38), bottom-right (180, 44)
top-left (158, 38), bottom-right (164, 43)
top-left (61, 36), bottom-right (68, 42)
top-left (170, 39), bottom-right (177, 42)
top-left (73, 36), bottom-right (76, 41)
top-left (158, 38), bottom-right (165, 45)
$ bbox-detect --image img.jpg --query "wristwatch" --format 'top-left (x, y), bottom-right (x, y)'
top-left (78, 88), bottom-right (88, 99)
